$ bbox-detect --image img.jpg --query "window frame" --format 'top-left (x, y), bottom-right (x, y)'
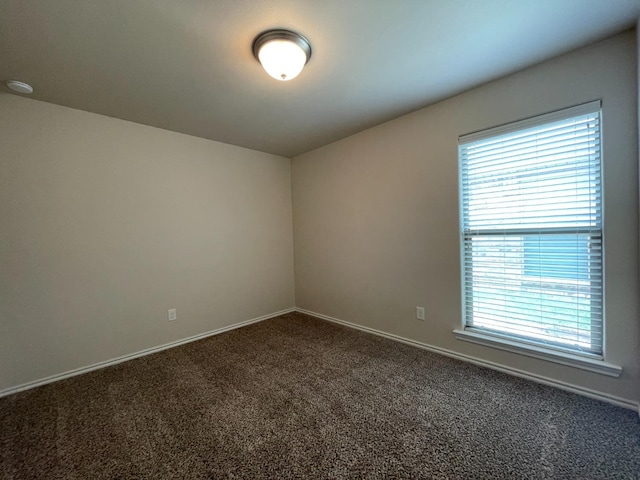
top-left (454, 101), bottom-right (621, 377)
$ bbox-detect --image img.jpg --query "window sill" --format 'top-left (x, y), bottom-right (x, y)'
top-left (453, 329), bottom-right (622, 377)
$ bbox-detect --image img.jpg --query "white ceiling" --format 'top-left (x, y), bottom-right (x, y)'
top-left (1, 0), bottom-right (639, 157)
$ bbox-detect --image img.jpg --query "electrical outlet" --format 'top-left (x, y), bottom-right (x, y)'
top-left (416, 306), bottom-right (425, 321)
top-left (168, 308), bottom-right (177, 321)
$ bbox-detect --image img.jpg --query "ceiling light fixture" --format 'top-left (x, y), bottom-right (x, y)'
top-left (252, 29), bottom-right (311, 81)
top-left (6, 80), bottom-right (33, 94)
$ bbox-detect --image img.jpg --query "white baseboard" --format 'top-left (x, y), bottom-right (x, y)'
top-left (4, 306), bottom-right (638, 416)
top-left (0, 307), bottom-right (296, 398)
top-left (296, 308), bottom-right (640, 413)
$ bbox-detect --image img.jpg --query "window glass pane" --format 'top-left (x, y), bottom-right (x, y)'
top-left (523, 235), bottom-right (590, 281)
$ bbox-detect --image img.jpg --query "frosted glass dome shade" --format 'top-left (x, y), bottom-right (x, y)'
top-left (253, 30), bottom-right (311, 82)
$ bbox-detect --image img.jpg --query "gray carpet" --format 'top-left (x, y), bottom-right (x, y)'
top-left (1, 312), bottom-right (639, 479)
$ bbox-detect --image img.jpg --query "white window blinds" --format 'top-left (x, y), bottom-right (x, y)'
top-left (459, 101), bottom-right (603, 357)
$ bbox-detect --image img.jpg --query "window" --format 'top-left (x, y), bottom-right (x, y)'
top-left (458, 101), bottom-right (603, 359)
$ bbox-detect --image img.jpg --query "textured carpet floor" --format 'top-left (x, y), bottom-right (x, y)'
top-left (1, 312), bottom-right (639, 479)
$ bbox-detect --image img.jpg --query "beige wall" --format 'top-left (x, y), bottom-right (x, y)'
top-left (1, 31), bottom-right (638, 405)
top-left (292, 31), bottom-right (640, 404)
top-left (0, 94), bottom-right (295, 391)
